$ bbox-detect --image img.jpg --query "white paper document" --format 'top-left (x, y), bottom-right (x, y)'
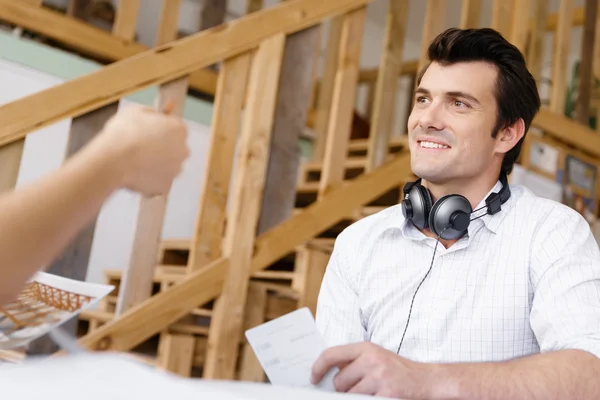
top-left (245, 307), bottom-right (338, 391)
top-left (0, 271), bottom-right (113, 351)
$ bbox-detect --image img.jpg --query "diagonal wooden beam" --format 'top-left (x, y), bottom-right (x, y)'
top-left (76, 152), bottom-right (411, 352)
top-left (0, 0), bottom-right (216, 95)
top-left (0, 0), bottom-right (376, 148)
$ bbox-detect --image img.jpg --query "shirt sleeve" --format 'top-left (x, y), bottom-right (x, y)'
top-left (315, 229), bottom-right (367, 347)
top-left (529, 206), bottom-right (600, 359)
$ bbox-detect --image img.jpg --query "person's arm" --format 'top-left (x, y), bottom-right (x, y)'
top-left (0, 104), bottom-right (189, 304)
top-left (316, 228), bottom-right (367, 347)
top-left (313, 206), bottom-right (600, 399)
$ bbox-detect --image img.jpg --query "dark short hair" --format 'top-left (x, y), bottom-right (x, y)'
top-left (417, 28), bottom-right (541, 175)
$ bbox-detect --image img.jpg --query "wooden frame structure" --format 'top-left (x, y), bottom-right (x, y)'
top-left (1, 0), bottom-right (600, 381)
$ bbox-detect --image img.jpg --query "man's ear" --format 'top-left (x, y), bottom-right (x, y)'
top-left (495, 118), bottom-right (525, 155)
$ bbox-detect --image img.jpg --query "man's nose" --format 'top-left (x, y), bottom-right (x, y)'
top-left (417, 102), bottom-right (445, 131)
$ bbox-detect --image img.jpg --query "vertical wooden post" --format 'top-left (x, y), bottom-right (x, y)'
top-left (237, 282), bottom-right (267, 381)
top-left (417, 0), bottom-right (447, 82)
top-left (550, 0), bottom-right (574, 115)
top-left (509, 0), bottom-right (531, 53)
top-left (203, 34), bottom-right (286, 380)
top-left (576, 0), bottom-right (598, 125)
top-left (187, 55), bottom-right (251, 274)
top-left (527, 0), bottom-right (548, 83)
top-left (365, 0), bottom-right (409, 172)
top-left (157, 334), bottom-right (196, 376)
top-left (112, 0), bottom-right (140, 41)
top-left (318, 8), bottom-right (367, 198)
top-left (155, 0), bottom-right (182, 44)
top-left (460, 0), bottom-right (481, 29)
top-left (116, 0), bottom-right (187, 315)
top-left (296, 246), bottom-right (330, 316)
top-left (311, 16), bottom-right (344, 162)
top-left (491, 0), bottom-right (515, 38)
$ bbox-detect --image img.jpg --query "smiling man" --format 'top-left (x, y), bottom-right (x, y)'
top-left (311, 28), bottom-right (600, 399)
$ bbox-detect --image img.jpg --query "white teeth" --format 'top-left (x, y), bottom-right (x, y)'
top-left (419, 141), bottom-right (449, 149)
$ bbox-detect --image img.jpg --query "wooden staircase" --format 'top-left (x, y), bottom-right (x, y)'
top-left (0, 0), bottom-right (600, 385)
top-left (77, 136), bottom-right (412, 377)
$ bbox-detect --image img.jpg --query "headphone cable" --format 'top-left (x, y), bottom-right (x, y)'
top-left (396, 234), bottom-right (442, 355)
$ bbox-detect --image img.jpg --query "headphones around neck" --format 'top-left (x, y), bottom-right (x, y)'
top-left (401, 172), bottom-right (511, 240)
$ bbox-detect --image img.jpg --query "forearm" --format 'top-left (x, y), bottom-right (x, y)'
top-left (0, 137), bottom-right (124, 304)
top-left (431, 349), bottom-right (600, 400)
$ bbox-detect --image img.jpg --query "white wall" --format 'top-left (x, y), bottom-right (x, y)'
top-left (0, 59), bottom-right (212, 285)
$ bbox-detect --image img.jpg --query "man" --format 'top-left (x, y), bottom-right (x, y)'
top-left (311, 28), bottom-right (600, 399)
top-left (0, 103), bottom-right (189, 305)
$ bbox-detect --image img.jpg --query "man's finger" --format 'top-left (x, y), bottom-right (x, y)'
top-left (332, 358), bottom-right (367, 393)
top-left (311, 343), bottom-right (365, 384)
top-left (348, 376), bottom-right (378, 396)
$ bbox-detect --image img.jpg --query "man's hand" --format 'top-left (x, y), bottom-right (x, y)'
top-left (311, 342), bottom-right (450, 399)
top-left (92, 103), bottom-right (190, 196)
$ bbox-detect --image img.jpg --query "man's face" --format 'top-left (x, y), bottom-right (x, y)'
top-left (407, 61), bottom-right (502, 185)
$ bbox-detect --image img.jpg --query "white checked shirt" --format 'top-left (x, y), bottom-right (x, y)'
top-left (315, 181), bottom-right (600, 363)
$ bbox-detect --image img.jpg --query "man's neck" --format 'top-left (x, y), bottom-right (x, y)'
top-left (422, 173), bottom-right (501, 209)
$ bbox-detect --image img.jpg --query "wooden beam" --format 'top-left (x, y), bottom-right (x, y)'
top-left (0, 0), bottom-right (216, 95)
top-left (115, 2), bottom-right (188, 315)
top-left (544, 6), bottom-right (584, 31)
top-left (112, 0), bottom-right (140, 41)
top-left (527, 0), bottom-right (548, 82)
top-left (460, 0), bottom-right (481, 29)
top-left (417, 0), bottom-right (446, 76)
top-left (237, 282), bottom-right (267, 381)
top-left (365, 0), bottom-right (409, 172)
top-left (318, 7), bottom-right (367, 198)
top-left (156, 334), bottom-right (195, 376)
top-left (187, 54), bottom-right (251, 274)
top-left (155, 0), bottom-right (182, 44)
top-left (533, 109), bottom-right (600, 159)
top-left (550, 0), bottom-right (574, 114)
top-left (203, 33), bottom-right (286, 380)
top-left (76, 152), bottom-right (411, 352)
top-left (576, 0), bottom-right (598, 125)
top-left (258, 26), bottom-right (320, 234)
top-left (491, 0), bottom-right (515, 38)
top-left (296, 246), bottom-right (329, 315)
top-left (0, 0), bottom-right (377, 147)
top-left (311, 16), bottom-right (344, 163)
top-left (509, 0), bottom-right (530, 53)
top-left (27, 103), bottom-right (119, 355)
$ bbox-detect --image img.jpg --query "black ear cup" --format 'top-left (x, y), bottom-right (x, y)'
top-left (402, 184), bottom-right (433, 230)
top-left (429, 194), bottom-right (472, 240)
